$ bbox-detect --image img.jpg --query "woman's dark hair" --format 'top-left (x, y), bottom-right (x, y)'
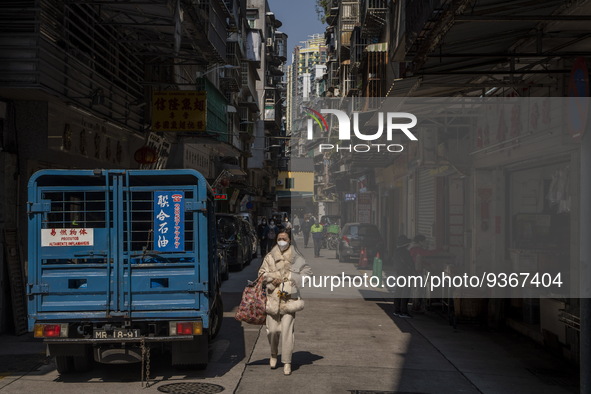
top-left (275, 230), bottom-right (291, 243)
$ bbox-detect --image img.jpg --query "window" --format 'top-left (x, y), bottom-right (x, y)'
top-left (241, 61), bottom-right (249, 86)
top-left (359, 225), bottom-right (380, 238)
top-left (285, 178), bottom-right (295, 189)
top-left (246, 9), bottom-right (259, 29)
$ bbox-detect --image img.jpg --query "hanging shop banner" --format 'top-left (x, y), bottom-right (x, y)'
top-left (154, 191), bottom-right (185, 252)
top-left (152, 91), bottom-right (207, 132)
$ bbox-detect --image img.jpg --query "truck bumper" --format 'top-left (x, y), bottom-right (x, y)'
top-left (46, 335), bottom-right (205, 365)
top-left (44, 335), bottom-right (194, 344)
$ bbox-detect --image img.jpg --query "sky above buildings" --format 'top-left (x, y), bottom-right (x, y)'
top-left (271, 0), bottom-right (326, 64)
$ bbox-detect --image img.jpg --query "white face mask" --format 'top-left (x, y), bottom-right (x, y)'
top-left (277, 240), bottom-right (289, 250)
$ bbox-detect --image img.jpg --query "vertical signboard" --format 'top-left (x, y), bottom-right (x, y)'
top-left (154, 191), bottom-right (185, 252)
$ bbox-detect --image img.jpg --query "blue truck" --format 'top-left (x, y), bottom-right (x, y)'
top-left (26, 169), bottom-right (223, 373)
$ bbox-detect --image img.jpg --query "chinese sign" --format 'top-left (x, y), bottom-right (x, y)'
top-left (152, 91), bottom-right (207, 132)
top-left (154, 191), bottom-right (185, 252)
top-left (41, 228), bottom-right (94, 247)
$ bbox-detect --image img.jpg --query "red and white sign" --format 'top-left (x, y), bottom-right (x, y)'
top-left (41, 228), bottom-right (94, 247)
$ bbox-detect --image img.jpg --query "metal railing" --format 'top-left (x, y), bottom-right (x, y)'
top-left (223, 41), bottom-right (242, 92)
top-left (405, 0), bottom-right (445, 51)
top-left (361, 0), bottom-right (388, 38)
top-left (0, 0), bottom-right (146, 132)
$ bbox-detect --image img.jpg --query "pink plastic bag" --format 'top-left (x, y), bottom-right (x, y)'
top-left (235, 275), bottom-right (267, 325)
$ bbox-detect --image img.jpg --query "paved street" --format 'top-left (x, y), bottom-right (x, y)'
top-left (0, 233), bottom-right (579, 393)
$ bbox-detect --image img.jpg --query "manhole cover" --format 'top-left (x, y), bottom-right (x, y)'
top-left (157, 382), bottom-right (225, 394)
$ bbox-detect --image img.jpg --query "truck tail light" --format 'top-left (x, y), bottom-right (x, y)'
top-left (34, 323), bottom-right (68, 338)
top-left (176, 323), bottom-right (193, 335)
top-left (170, 321), bottom-right (203, 336)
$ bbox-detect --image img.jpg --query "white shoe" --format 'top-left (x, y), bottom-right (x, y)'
top-left (270, 356), bottom-right (277, 369)
top-left (283, 363), bottom-right (291, 375)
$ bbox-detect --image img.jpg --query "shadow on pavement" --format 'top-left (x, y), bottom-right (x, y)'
top-left (0, 353), bottom-right (51, 376)
top-left (247, 350), bottom-right (323, 371)
top-left (374, 300), bottom-right (579, 393)
top-left (21, 291), bottom-right (252, 385)
top-left (52, 315), bottom-right (248, 384)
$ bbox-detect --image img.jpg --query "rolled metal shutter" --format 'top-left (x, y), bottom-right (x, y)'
top-left (417, 169), bottom-right (436, 241)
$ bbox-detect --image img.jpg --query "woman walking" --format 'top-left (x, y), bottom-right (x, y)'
top-left (258, 231), bottom-right (312, 375)
top-left (257, 218), bottom-right (268, 257)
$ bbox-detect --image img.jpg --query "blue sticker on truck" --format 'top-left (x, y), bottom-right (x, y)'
top-left (154, 191), bottom-right (185, 252)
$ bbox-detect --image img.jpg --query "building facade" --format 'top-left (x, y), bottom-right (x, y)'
top-left (311, 0), bottom-right (591, 364)
top-left (0, 0), bottom-right (284, 334)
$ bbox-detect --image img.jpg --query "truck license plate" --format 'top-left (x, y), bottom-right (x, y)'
top-left (93, 329), bottom-right (140, 339)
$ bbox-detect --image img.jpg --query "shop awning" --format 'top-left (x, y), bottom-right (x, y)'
top-left (364, 42), bottom-right (388, 52)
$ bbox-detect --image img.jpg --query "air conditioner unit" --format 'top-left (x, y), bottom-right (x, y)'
top-left (266, 38), bottom-right (273, 47)
top-left (276, 179), bottom-right (283, 186)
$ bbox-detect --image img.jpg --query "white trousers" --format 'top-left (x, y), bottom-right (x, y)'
top-left (265, 312), bottom-right (295, 363)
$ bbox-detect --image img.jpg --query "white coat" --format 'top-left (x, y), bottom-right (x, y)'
top-left (258, 245), bottom-right (312, 315)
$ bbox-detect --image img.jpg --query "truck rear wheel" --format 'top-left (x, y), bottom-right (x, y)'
top-left (73, 347), bottom-right (93, 372)
top-left (55, 355), bottom-right (73, 374)
top-left (209, 294), bottom-right (224, 340)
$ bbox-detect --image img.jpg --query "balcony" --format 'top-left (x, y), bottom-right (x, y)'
top-left (326, 0), bottom-right (341, 26)
top-left (340, 1), bottom-right (360, 24)
top-left (263, 98), bottom-right (277, 123)
top-left (223, 41), bottom-right (242, 92)
top-left (360, 42), bottom-right (387, 100)
top-left (275, 31), bottom-right (288, 62)
top-left (195, 0), bottom-right (230, 60)
top-left (0, 0), bottom-right (144, 131)
top-left (238, 106), bottom-right (255, 139)
top-left (239, 120), bottom-right (254, 137)
top-left (195, 78), bottom-right (230, 145)
top-left (361, 0), bottom-right (389, 39)
top-left (405, 0), bottom-right (444, 54)
top-left (267, 65), bottom-right (285, 77)
top-left (350, 26), bottom-right (368, 71)
top-left (246, 30), bottom-right (262, 65)
top-left (338, 1), bottom-right (360, 49)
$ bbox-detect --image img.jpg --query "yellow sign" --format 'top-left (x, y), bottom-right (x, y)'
top-left (151, 91), bottom-right (207, 132)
